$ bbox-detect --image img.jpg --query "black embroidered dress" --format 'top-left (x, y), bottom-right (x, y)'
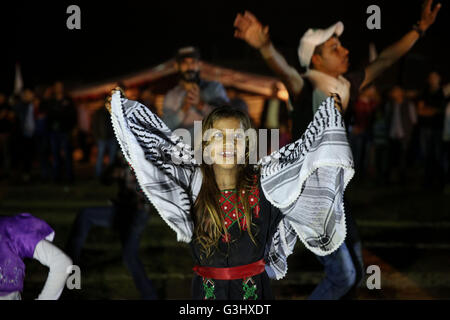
top-left (190, 184), bottom-right (283, 300)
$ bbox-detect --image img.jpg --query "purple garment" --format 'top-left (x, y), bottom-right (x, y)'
top-left (0, 213), bottom-right (54, 295)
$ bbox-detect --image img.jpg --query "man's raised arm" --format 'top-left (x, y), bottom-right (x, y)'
top-left (361, 0), bottom-right (441, 90)
top-left (234, 11), bottom-right (304, 98)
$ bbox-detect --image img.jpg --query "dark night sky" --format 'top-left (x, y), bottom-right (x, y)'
top-left (1, 0), bottom-right (449, 93)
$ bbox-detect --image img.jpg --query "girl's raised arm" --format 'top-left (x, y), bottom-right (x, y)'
top-left (261, 96), bottom-right (354, 279)
top-left (109, 89), bottom-right (202, 242)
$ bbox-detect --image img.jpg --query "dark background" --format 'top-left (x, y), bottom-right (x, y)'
top-left (1, 0), bottom-right (450, 301)
top-left (1, 0), bottom-right (449, 92)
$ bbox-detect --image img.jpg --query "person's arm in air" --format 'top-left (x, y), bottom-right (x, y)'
top-left (234, 11), bottom-right (304, 98)
top-left (360, 0), bottom-right (441, 90)
top-left (107, 88), bottom-right (201, 243)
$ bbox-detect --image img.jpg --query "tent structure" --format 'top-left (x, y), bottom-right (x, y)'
top-left (69, 60), bottom-right (289, 126)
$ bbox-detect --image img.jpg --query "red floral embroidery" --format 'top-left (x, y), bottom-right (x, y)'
top-left (219, 185), bottom-right (260, 242)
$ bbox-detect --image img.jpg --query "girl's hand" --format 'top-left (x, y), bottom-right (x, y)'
top-left (106, 87), bottom-right (126, 113)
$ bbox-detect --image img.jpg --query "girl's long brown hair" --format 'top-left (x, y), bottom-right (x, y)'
top-left (193, 106), bottom-right (259, 261)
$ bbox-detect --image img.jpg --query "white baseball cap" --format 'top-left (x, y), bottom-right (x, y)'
top-left (298, 21), bottom-right (344, 68)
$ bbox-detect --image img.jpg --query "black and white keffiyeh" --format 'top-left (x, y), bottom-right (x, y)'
top-left (110, 91), bottom-right (201, 243)
top-left (110, 91), bottom-right (354, 280)
top-left (261, 96), bottom-right (354, 278)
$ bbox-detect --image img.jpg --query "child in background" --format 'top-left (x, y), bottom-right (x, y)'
top-left (0, 213), bottom-right (72, 300)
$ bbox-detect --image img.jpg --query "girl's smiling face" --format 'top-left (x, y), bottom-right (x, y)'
top-left (204, 117), bottom-right (246, 169)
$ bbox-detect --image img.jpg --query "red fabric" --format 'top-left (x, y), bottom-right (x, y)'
top-left (193, 259), bottom-right (265, 280)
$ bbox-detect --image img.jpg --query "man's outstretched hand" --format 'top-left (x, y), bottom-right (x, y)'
top-left (233, 11), bottom-right (270, 49)
top-left (418, 0), bottom-right (441, 32)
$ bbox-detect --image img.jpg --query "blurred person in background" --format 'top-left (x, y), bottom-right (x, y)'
top-left (349, 85), bottom-right (379, 180)
top-left (417, 71), bottom-right (446, 190)
top-left (65, 153), bottom-right (157, 300)
top-left (47, 81), bottom-right (77, 184)
top-left (0, 92), bottom-right (15, 180)
top-left (91, 96), bottom-right (118, 178)
top-left (77, 102), bottom-right (93, 164)
top-left (442, 83), bottom-right (450, 189)
top-left (7, 94), bottom-right (21, 180)
top-left (163, 46), bottom-right (229, 146)
top-left (12, 88), bottom-right (36, 182)
top-left (33, 86), bottom-right (52, 182)
top-left (385, 85), bottom-right (417, 184)
top-left (371, 101), bottom-right (390, 185)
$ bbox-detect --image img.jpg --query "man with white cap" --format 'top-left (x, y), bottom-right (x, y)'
top-left (234, 0), bottom-right (441, 299)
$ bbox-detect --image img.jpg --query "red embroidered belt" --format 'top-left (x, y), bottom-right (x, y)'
top-left (193, 259), bottom-right (265, 280)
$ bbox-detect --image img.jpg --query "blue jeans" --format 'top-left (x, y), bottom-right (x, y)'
top-left (65, 206), bottom-right (157, 300)
top-left (308, 241), bottom-right (364, 300)
top-left (95, 139), bottom-right (118, 177)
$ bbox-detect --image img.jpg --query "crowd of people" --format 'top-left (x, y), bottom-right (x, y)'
top-left (2, 69), bottom-right (447, 191)
top-left (0, 82), bottom-right (77, 183)
top-left (348, 71), bottom-right (450, 190)
top-left (0, 82), bottom-right (149, 184)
